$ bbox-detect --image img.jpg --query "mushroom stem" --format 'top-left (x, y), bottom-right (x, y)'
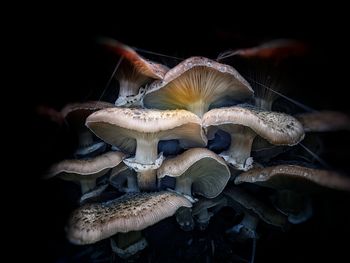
top-left (80, 179), bottom-right (96, 194)
top-left (137, 169), bottom-right (157, 191)
top-left (126, 173), bottom-right (139, 192)
top-left (135, 137), bottom-right (159, 165)
top-left (118, 79), bottom-right (140, 97)
top-left (241, 213), bottom-right (259, 232)
top-left (134, 137), bottom-right (159, 190)
top-left (187, 100), bottom-right (208, 118)
top-left (221, 126), bottom-right (256, 171)
top-left (175, 177), bottom-right (193, 196)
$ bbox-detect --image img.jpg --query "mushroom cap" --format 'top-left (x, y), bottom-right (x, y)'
top-left (143, 56), bottom-right (253, 113)
top-left (224, 187), bottom-right (288, 228)
top-left (46, 151), bottom-right (126, 181)
top-left (192, 195), bottom-right (228, 216)
top-left (202, 105), bottom-right (305, 146)
top-left (86, 108), bottom-right (207, 153)
top-left (100, 38), bottom-right (168, 79)
top-left (61, 101), bottom-right (114, 127)
top-left (67, 191), bottom-right (192, 244)
top-left (157, 148), bottom-right (230, 198)
top-left (234, 165), bottom-right (350, 192)
top-left (295, 111), bottom-right (350, 132)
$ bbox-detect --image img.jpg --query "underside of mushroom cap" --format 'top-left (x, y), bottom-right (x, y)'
top-left (143, 57), bottom-right (253, 117)
top-left (67, 191), bottom-right (192, 245)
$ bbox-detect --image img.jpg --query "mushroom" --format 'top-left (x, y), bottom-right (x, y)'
top-left (234, 164), bottom-right (350, 192)
top-left (143, 56), bottom-right (253, 117)
top-left (202, 105), bottom-right (305, 171)
top-left (157, 148), bottom-right (230, 198)
top-left (100, 38), bottom-right (168, 107)
top-left (46, 151), bottom-right (126, 193)
top-left (110, 231), bottom-right (148, 259)
top-left (67, 191), bottom-right (192, 245)
top-left (86, 107), bottom-right (207, 190)
top-left (224, 187), bottom-right (288, 240)
top-left (295, 110), bottom-right (350, 132)
top-left (192, 195), bottom-right (228, 230)
top-left (61, 101), bottom-right (114, 157)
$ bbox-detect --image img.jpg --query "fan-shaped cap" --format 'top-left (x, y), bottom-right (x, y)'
top-left (86, 108), bottom-right (207, 153)
top-left (157, 148), bottom-right (230, 198)
top-left (46, 151), bottom-right (126, 180)
top-left (143, 56), bottom-right (253, 117)
top-left (203, 105), bottom-right (305, 146)
top-left (224, 187), bottom-right (288, 228)
top-left (100, 38), bottom-right (168, 80)
top-left (295, 111), bottom-right (350, 132)
top-left (67, 191), bottom-right (192, 244)
top-left (234, 165), bottom-right (350, 192)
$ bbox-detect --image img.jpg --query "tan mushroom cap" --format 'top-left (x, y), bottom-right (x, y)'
top-left (295, 111), bottom-right (350, 132)
top-left (67, 191), bottom-right (192, 245)
top-left (224, 187), bottom-right (288, 228)
top-left (100, 38), bottom-right (168, 79)
top-left (234, 165), bottom-right (350, 192)
top-left (203, 105), bottom-right (305, 146)
top-left (86, 108), bottom-right (207, 153)
top-left (157, 148), bottom-right (230, 198)
top-left (46, 151), bottom-right (126, 180)
top-left (143, 56), bottom-right (253, 116)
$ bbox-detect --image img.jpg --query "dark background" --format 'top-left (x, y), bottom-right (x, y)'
top-left (25, 11), bottom-right (350, 262)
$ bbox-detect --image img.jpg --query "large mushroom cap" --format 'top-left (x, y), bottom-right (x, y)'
top-left (86, 108), bottom-right (207, 153)
top-left (100, 38), bottom-right (168, 80)
top-left (203, 105), bottom-right (305, 146)
top-left (157, 148), bottom-right (230, 198)
top-left (234, 165), bottom-right (350, 192)
top-left (295, 111), bottom-right (350, 132)
top-left (224, 187), bottom-right (288, 228)
top-left (67, 191), bottom-right (192, 245)
top-left (143, 56), bottom-right (253, 117)
top-left (46, 151), bottom-right (126, 180)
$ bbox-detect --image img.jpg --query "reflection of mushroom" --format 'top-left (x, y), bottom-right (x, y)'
top-left (143, 56), bottom-right (253, 117)
top-left (61, 101), bottom-right (114, 157)
top-left (67, 191), bottom-right (192, 245)
top-left (202, 105), bottom-right (305, 171)
top-left (234, 164), bottom-right (350, 192)
top-left (100, 38), bottom-right (168, 107)
top-left (86, 108), bottom-right (206, 190)
top-left (295, 111), bottom-right (350, 132)
top-left (47, 151), bottom-right (125, 193)
top-left (224, 187), bottom-right (288, 240)
top-left (192, 195), bottom-right (228, 230)
top-left (157, 148), bottom-right (230, 198)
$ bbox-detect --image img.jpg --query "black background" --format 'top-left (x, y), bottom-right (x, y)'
top-left (23, 9), bottom-right (350, 262)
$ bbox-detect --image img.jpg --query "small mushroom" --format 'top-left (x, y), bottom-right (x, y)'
top-left (110, 231), bottom-right (148, 259)
top-left (295, 110), bottom-right (350, 132)
top-left (157, 148), bottom-right (230, 198)
top-left (224, 187), bottom-right (288, 240)
top-left (234, 164), bottom-right (350, 192)
top-left (143, 56), bottom-right (253, 117)
top-left (86, 108), bottom-right (206, 190)
top-left (61, 101), bottom-right (114, 157)
top-left (67, 191), bottom-right (192, 245)
top-left (202, 105), bottom-right (305, 171)
top-left (46, 151), bottom-right (125, 193)
top-left (192, 195), bottom-right (228, 230)
top-left (100, 38), bottom-right (168, 107)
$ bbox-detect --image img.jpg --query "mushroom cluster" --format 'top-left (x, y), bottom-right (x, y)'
top-left (46, 39), bottom-right (350, 261)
